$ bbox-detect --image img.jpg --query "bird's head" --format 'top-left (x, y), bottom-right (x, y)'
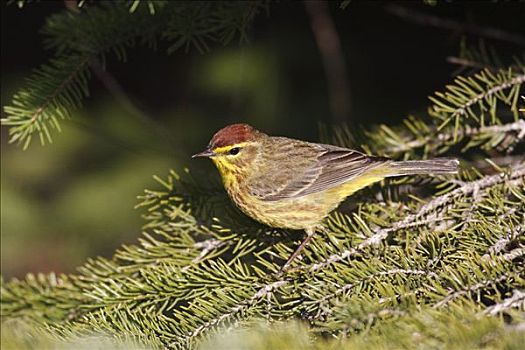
top-left (192, 123), bottom-right (266, 178)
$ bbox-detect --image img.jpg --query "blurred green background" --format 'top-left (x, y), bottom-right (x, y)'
top-left (1, 1), bottom-right (523, 277)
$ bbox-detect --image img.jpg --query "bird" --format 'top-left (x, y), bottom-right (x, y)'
top-left (193, 123), bottom-right (459, 272)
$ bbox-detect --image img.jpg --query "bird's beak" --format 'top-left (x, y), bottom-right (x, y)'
top-left (192, 148), bottom-right (215, 158)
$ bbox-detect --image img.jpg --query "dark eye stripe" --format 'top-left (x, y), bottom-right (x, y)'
top-left (229, 147), bottom-right (240, 155)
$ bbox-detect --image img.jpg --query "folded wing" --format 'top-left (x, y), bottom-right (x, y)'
top-left (248, 139), bottom-right (388, 201)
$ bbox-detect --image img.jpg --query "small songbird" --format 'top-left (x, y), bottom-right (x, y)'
top-left (193, 124), bottom-right (459, 271)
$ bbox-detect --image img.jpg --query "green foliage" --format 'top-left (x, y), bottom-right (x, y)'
top-left (2, 3), bottom-right (524, 349)
top-left (3, 55), bottom-right (91, 149)
top-left (2, 162), bottom-right (524, 348)
top-left (200, 308), bottom-right (525, 350)
top-left (320, 43), bottom-right (524, 160)
top-left (1, 318), bottom-right (153, 350)
top-left (2, 60), bottom-right (524, 346)
top-left (353, 67), bottom-right (525, 159)
top-left (429, 68), bottom-right (523, 128)
top-left (1, 1), bottom-right (268, 149)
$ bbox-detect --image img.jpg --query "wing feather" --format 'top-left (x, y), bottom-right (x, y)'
top-left (248, 139), bottom-right (388, 201)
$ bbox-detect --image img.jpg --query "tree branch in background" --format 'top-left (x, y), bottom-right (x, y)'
top-left (61, 0), bottom-right (181, 155)
top-left (385, 3), bottom-right (525, 47)
top-left (63, 0), bottom-right (80, 13)
top-left (305, 0), bottom-right (352, 124)
top-left (88, 60), bottom-right (182, 155)
top-left (446, 56), bottom-right (498, 72)
top-left (2, 1), bottom-right (268, 150)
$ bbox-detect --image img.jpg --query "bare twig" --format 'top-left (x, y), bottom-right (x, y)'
top-left (305, 0), bottom-right (351, 123)
top-left (61, 0), bottom-right (181, 156)
top-left (443, 56), bottom-right (521, 75)
top-left (385, 4), bottom-right (525, 47)
top-left (88, 60), bottom-right (181, 153)
top-left (446, 56), bottom-right (498, 71)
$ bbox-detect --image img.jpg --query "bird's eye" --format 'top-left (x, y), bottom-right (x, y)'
top-left (229, 147), bottom-right (240, 155)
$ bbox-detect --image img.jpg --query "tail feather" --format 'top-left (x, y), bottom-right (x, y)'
top-left (386, 158), bottom-right (459, 177)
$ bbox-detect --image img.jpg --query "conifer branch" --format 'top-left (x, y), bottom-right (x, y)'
top-left (307, 268), bottom-right (438, 321)
top-left (2, 158), bottom-right (523, 348)
top-left (1, 1), bottom-right (267, 149)
top-left (387, 119), bottom-right (525, 155)
top-left (429, 70), bottom-right (524, 132)
top-left (174, 280), bottom-right (288, 347)
top-left (482, 224), bottom-right (524, 259)
top-left (304, 163), bottom-right (525, 273)
top-left (2, 11), bottom-right (524, 345)
top-left (2, 56), bottom-right (91, 149)
top-left (437, 73), bottom-right (524, 118)
top-left (497, 247), bottom-right (525, 264)
top-left (483, 290), bottom-right (525, 316)
top-left (305, 0), bottom-right (351, 123)
top-left (433, 272), bottom-right (518, 309)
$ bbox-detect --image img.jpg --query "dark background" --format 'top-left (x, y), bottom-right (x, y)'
top-left (1, 1), bottom-right (524, 277)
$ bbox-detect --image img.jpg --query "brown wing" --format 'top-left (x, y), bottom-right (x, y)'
top-left (248, 138), bottom-right (389, 201)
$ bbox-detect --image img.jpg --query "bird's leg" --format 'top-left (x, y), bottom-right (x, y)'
top-left (279, 227), bottom-right (317, 273)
